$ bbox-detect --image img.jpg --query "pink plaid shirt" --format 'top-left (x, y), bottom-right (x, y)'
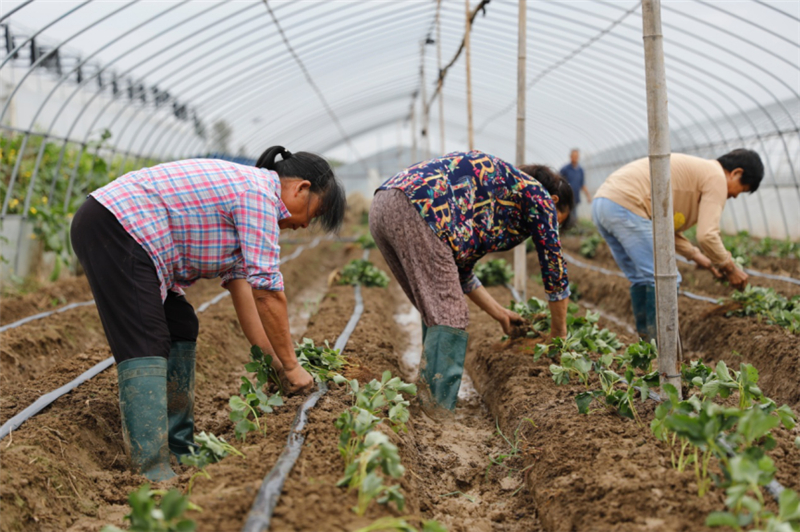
top-left (92, 159), bottom-right (290, 301)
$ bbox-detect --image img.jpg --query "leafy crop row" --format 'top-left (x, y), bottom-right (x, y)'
top-left (531, 298), bottom-right (800, 531)
top-left (337, 259), bottom-right (390, 288)
top-left (579, 234), bottom-right (604, 259)
top-left (1, 132), bottom-right (158, 280)
top-left (728, 286), bottom-right (800, 334)
top-left (475, 258), bottom-right (513, 286)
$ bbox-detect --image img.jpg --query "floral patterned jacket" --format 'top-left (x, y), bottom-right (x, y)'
top-left (378, 150), bottom-right (569, 301)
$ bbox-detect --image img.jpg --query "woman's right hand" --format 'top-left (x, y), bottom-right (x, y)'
top-left (284, 365), bottom-right (315, 394)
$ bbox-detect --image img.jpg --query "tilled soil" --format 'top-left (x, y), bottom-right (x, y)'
top-left (0, 239), bottom-right (356, 532)
top-left (1, 276), bottom-right (94, 326)
top-left (554, 240), bottom-right (800, 412)
top-left (268, 252), bottom-right (544, 532)
top-left (465, 273), bottom-right (800, 532)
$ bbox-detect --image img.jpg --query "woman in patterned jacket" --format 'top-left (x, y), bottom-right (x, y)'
top-left (70, 146), bottom-right (345, 481)
top-left (371, 150), bottom-right (571, 417)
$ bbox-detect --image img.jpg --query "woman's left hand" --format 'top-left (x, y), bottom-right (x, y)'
top-left (497, 308), bottom-right (525, 335)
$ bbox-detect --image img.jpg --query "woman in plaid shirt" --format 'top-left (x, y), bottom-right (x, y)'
top-left (71, 146), bottom-right (345, 481)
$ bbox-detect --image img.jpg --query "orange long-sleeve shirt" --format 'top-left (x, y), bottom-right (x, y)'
top-left (594, 154), bottom-right (733, 268)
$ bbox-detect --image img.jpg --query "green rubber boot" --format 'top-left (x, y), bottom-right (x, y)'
top-left (421, 320), bottom-right (428, 343)
top-left (417, 325), bottom-right (468, 418)
top-left (117, 357), bottom-right (176, 482)
top-left (167, 341), bottom-right (197, 459)
top-left (644, 284), bottom-right (658, 344)
top-left (629, 285), bottom-right (648, 340)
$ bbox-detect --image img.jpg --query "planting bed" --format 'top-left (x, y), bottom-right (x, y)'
top-left (1, 222), bottom-right (798, 532)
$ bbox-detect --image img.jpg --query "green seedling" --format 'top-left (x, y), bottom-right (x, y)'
top-left (357, 233), bottom-right (376, 249)
top-left (245, 345), bottom-right (283, 395)
top-left (485, 418), bottom-right (535, 481)
top-left (354, 517), bottom-right (448, 532)
top-left (229, 381), bottom-right (283, 442)
top-left (549, 352), bottom-right (592, 387)
top-left (616, 340), bottom-right (658, 372)
top-left (579, 234), bottom-right (603, 258)
top-left (337, 431), bottom-right (406, 516)
top-left (334, 371), bottom-right (416, 464)
top-left (475, 258), bottom-right (513, 286)
top-left (337, 259), bottom-right (390, 287)
top-left (295, 337), bottom-right (347, 382)
top-left (101, 484), bottom-right (200, 532)
top-left (180, 432), bottom-right (244, 494)
top-left (728, 286), bottom-right (800, 334)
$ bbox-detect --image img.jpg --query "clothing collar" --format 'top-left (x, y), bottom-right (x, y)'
top-left (266, 169), bottom-right (291, 220)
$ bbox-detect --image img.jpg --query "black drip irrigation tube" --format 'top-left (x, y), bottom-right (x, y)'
top-left (241, 248), bottom-right (370, 532)
top-left (675, 254), bottom-right (800, 287)
top-left (0, 236), bottom-right (332, 333)
top-left (523, 258), bottom-right (787, 501)
top-left (0, 238), bottom-right (326, 441)
top-left (0, 300), bottom-right (96, 333)
top-left (562, 251), bottom-right (722, 305)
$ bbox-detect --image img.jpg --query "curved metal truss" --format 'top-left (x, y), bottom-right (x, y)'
top-left (0, 0), bottom-right (798, 244)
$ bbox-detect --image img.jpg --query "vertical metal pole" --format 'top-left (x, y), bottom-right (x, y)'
top-left (513, 0), bottom-right (527, 299)
top-left (420, 42), bottom-right (429, 160)
top-left (465, 0), bottom-right (474, 151)
top-left (642, 0), bottom-right (681, 398)
top-left (437, 0), bottom-right (445, 155)
top-left (410, 102), bottom-right (417, 164)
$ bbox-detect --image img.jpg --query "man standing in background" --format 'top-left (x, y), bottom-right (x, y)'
top-left (560, 149), bottom-right (591, 218)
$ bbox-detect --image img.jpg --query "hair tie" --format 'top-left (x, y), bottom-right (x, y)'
top-left (281, 149), bottom-right (292, 160)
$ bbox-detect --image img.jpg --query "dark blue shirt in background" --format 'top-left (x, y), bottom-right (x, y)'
top-left (559, 164), bottom-right (585, 204)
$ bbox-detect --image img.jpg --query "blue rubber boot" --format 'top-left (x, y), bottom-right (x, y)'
top-left (644, 284), bottom-right (658, 344)
top-left (417, 325), bottom-right (468, 417)
top-left (629, 285), bottom-right (648, 340)
top-left (167, 341), bottom-right (197, 459)
top-left (117, 356), bottom-right (176, 482)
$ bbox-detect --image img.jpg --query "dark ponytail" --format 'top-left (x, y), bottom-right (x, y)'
top-left (256, 145), bottom-right (346, 233)
top-left (519, 164), bottom-right (575, 228)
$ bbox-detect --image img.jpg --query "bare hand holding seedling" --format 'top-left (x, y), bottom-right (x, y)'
top-left (285, 364), bottom-right (315, 394)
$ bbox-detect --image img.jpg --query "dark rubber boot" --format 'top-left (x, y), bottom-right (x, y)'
top-left (167, 341), bottom-right (197, 458)
top-left (421, 320), bottom-right (428, 343)
top-left (644, 285), bottom-right (658, 344)
top-left (117, 357), bottom-right (176, 482)
top-left (629, 285), bottom-right (648, 340)
top-left (417, 325), bottom-right (468, 418)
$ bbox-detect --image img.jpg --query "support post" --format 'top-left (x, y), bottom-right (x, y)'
top-left (420, 42), bottom-right (429, 160)
top-left (437, 0), bottom-right (445, 155)
top-left (465, 0), bottom-right (474, 151)
top-left (513, 0), bottom-right (527, 299)
top-left (410, 99), bottom-right (417, 164)
top-left (641, 0), bottom-right (681, 398)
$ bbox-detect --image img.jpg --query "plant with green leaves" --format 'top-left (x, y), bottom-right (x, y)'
top-left (549, 352), bottom-right (593, 386)
top-left (337, 431), bottom-right (407, 516)
top-left (616, 340), bottom-right (658, 373)
top-left (708, 487), bottom-right (800, 532)
top-left (579, 234), bottom-right (604, 258)
top-left (333, 371), bottom-right (416, 465)
top-left (728, 286), bottom-right (800, 334)
top-left (534, 309), bottom-right (622, 359)
top-left (101, 484), bottom-right (200, 532)
top-left (354, 517), bottom-right (448, 532)
top-left (474, 258), bottom-right (513, 286)
top-left (337, 259), bottom-right (391, 287)
top-left (485, 418), bottom-right (536, 485)
top-left (295, 337), bottom-right (347, 382)
top-left (699, 361), bottom-right (767, 410)
top-left (245, 345), bottom-right (284, 394)
top-left (356, 233), bottom-right (376, 249)
top-left (180, 432), bottom-right (244, 494)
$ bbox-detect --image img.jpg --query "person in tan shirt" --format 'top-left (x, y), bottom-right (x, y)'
top-left (591, 149), bottom-right (763, 340)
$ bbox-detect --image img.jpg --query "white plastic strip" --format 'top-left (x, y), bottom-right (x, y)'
top-left (0, 300), bottom-right (96, 333)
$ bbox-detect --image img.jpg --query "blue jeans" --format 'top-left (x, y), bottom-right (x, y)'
top-left (591, 198), bottom-right (681, 287)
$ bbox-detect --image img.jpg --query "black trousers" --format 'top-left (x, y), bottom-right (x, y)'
top-left (71, 197), bottom-right (199, 363)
